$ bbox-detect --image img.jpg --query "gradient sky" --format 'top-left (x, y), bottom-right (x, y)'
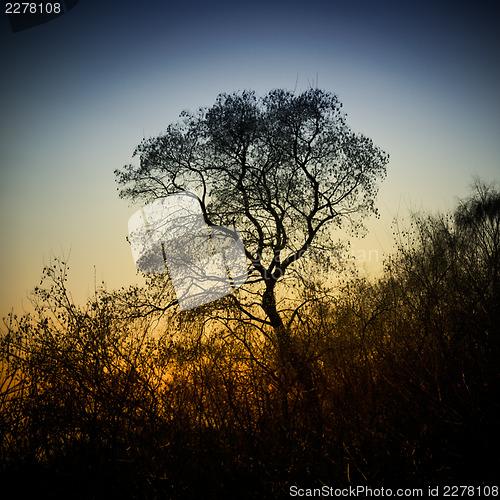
top-left (1, 0), bottom-right (499, 317)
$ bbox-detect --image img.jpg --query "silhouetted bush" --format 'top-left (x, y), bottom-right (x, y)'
top-left (1, 183), bottom-right (499, 498)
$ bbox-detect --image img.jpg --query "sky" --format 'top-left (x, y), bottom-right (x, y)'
top-left (1, 0), bottom-right (499, 318)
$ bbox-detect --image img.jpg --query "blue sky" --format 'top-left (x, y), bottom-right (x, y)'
top-left (1, 0), bottom-right (499, 316)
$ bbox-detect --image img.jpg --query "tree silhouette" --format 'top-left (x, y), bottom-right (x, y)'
top-left (115, 89), bottom-right (389, 332)
top-left (2, 182), bottom-right (499, 497)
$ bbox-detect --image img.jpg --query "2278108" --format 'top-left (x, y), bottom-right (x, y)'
top-left (443, 486), bottom-right (498, 496)
top-left (5, 3), bottom-right (61, 14)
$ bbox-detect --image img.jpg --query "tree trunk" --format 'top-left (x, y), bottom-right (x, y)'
top-left (261, 281), bottom-right (323, 448)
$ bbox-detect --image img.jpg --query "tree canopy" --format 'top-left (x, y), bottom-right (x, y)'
top-left (115, 89), bottom-right (389, 328)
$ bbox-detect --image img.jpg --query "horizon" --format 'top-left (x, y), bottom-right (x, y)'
top-left (1, 0), bottom-right (499, 317)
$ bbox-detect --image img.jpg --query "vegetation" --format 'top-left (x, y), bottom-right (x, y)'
top-left (1, 181), bottom-right (498, 498)
top-left (114, 88), bottom-right (389, 331)
top-left (1, 86), bottom-right (498, 499)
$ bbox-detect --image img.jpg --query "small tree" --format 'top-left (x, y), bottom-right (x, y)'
top-left (115, 88), bottom-right (388, 334)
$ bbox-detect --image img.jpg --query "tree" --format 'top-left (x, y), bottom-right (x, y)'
top-left (384, 179), bottom-right (500, 350)
top-left (115, 88), bottom-right (389, 334)
top-left (3, 182), bottom-right (499, 494)
top-left (455, 178), bottom-right (500, 309)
